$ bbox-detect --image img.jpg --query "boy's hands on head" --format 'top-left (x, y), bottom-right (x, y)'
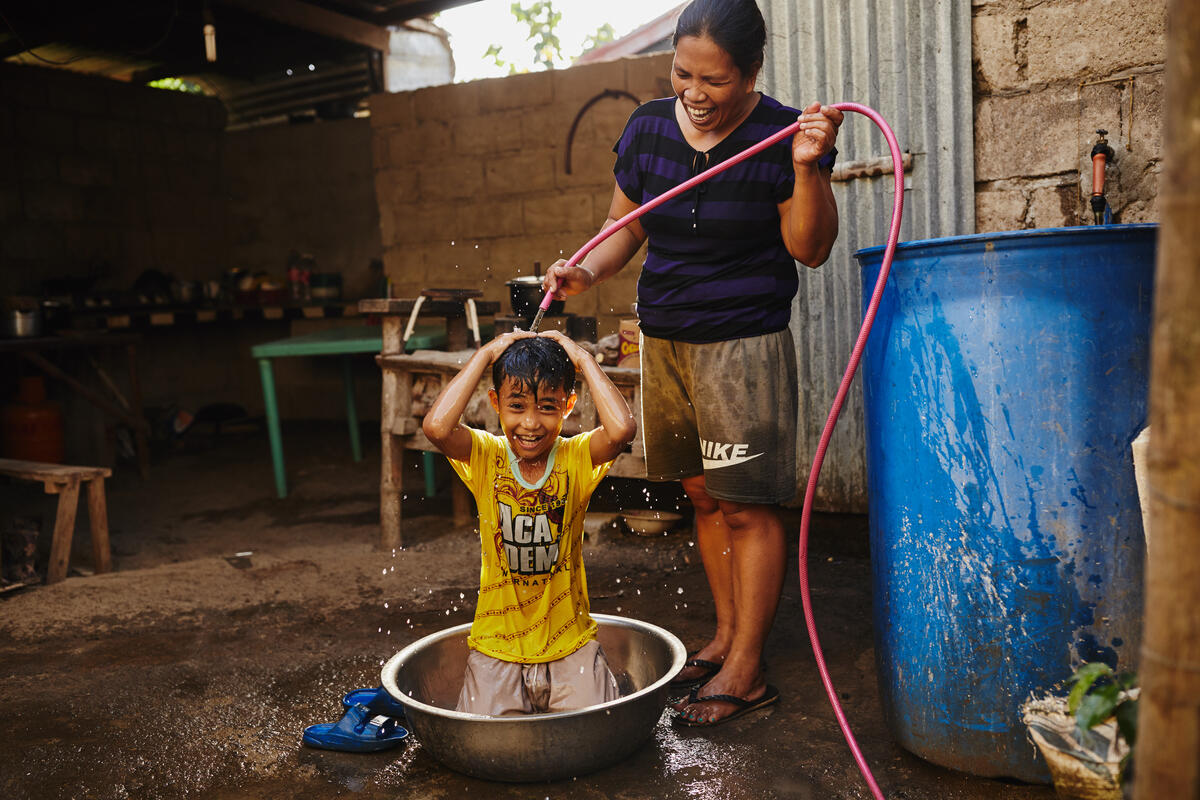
top-left (538, 330), bottom-right (592, 368)
top-left (485, 329), bottom-right (536, 363)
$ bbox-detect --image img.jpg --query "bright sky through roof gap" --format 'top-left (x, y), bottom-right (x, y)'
top-left (436, 0), bottom-right (683, 83)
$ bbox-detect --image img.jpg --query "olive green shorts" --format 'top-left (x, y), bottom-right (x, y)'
top-left (639, 329), bottom-right (798, 505)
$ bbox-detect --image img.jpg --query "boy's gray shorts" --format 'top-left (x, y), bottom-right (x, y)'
top-left (455, 640), bottom-right (620, 715)
top-left (639, 329), bottom-right (798, 505)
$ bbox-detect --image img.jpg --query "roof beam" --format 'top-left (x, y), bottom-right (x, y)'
top-left (216, 0), bottom-right (389, 52)
top-left (372, 0), bottom-right (480, 26)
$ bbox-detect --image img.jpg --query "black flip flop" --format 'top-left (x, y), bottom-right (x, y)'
top-left (673, 684), bottom-right (780, 727)
top-left (668, 657), bottom-right (723, 689)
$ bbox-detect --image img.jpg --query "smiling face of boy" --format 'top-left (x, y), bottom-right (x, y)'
top-left (489, 377), bottom-right (576, 465)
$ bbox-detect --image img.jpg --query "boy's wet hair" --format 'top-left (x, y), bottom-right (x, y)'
top-left (493, 337), bottom-right (575, 398)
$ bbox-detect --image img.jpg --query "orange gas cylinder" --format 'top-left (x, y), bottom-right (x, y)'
top-left (1, 376), bottom-right (65, 463)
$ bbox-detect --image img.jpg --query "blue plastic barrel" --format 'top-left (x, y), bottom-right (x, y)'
top-left (853, 225), bottom-right (1155, 781)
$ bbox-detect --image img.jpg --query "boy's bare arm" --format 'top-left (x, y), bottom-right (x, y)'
top-left (423, 331), bottom-right (535, 461)
top-left (539, 331), bottom-right (636, 465)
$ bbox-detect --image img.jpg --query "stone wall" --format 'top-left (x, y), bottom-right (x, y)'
top-left (0, 62), bottom-right (227, 298)
top-left (972, 0), bottom-right (1166, 230)
top-left (0, 63), bottom-right (385, 427)
top-left (225, 119), bottom-right (382, 299)
top-left (0, 61), bottom-right (383, 302)
top-left (370, 52), bottom-right (673, 337)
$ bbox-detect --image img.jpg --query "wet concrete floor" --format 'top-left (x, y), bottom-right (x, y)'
top-left (0, 423), bottom-right (1057, 799)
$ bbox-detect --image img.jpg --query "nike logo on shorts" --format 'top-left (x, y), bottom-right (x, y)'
top-left (700, 438), bottom-right (764, 470)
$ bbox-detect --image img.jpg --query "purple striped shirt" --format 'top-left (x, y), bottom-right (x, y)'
top-left (613, 94), bottom-right (835, 343)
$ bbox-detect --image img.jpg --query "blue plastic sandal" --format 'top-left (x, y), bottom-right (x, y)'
top-left (302, 704), bottom-right (409, 753)
top-left (341, 686), bottom-right (407, 719)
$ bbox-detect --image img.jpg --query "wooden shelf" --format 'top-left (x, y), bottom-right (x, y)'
top-left (68, 302), bottom-right (362, 330)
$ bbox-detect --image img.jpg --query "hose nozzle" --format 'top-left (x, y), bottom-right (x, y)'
top-left (526, 290), bottom-right (554, 332)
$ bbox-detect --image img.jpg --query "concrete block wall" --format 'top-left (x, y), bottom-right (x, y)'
top-left (0, 62), bottom-right (228, 298)
top-left (224, 119), bottom-right (382, 299)
top-left (0, 63), bottom-right (386, 427)
top-left (370, 52), bottom-right (674, 337)
top-left (972, 0), bottom-right (1165, 231)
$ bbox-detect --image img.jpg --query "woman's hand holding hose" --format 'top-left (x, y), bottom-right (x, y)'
top-left (541, 259), bottom-right (596, 300)
top-left (792, 102), bottom-right (844, 168)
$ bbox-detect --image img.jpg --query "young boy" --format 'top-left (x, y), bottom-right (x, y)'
top-left (422, 330), bottom-right (637, 715)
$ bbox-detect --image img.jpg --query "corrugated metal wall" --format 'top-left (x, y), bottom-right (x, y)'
top-left (760, 0), bottom-right (975, 511)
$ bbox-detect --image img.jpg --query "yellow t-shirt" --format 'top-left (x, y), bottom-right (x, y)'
top-left (449, 426), bottom-right (613, 663)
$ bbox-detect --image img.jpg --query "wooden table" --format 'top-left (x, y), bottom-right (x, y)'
top-left (372, 350), bottom-right (643, 550)
top-left (249, 323), bottom-right (449, 499)
top-left (0, 331), bottom-right (150, 478)
top-left (359, 296), bottom-right (501, 351)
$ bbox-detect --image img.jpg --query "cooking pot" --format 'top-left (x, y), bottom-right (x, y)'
top-left (506, 276), bottom-right (564, 321)
top-left (3, 307), bottom-right (44, 338)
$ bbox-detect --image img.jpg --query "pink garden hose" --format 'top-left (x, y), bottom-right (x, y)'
top-left (537, 103), bottom-right (903, 799)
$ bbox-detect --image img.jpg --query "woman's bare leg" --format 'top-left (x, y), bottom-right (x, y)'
top-left (673, 475), bottom-right (735, 684)
top-left (677, 499), bottom-right (786, 724)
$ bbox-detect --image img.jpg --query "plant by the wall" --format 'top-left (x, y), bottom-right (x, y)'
top-left (1067, 662), bottom-right (1139, 781)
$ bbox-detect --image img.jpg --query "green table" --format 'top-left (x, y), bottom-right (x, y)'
top-left (251, 324), bottom-right (446, 498)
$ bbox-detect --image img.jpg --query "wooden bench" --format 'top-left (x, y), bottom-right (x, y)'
top-left (0, 459), bottom-right (112, 585)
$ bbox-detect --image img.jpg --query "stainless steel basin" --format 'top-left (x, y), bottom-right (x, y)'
top-left (380, 613), bottom-right (686, 782)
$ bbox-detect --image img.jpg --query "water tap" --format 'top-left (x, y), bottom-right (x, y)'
top-left (1090, 129), bottom-right (1115, 225)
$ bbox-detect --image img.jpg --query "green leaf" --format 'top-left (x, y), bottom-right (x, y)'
top-left (1069, 661), bottom-right (1114, 686)
top-left (1075, 684), bottom-right (1121, 733)
top-left (1114, 697), bottom-right (1139, 748)
top-left (1067, 662), bottom-right (1114, 714)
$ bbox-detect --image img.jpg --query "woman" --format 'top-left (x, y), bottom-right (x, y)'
top-left (543, 0), bottom-right (841, 727)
